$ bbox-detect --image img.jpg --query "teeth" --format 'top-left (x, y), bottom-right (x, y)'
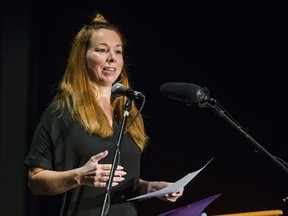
top-left (104, 67), bottom-right (115, 71)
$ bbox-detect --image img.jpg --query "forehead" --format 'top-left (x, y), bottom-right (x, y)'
top-left (90, 29), bottom-right (122, 46)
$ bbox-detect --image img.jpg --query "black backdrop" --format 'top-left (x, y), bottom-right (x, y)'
top-left (25, 1), bottom-right (288, 215)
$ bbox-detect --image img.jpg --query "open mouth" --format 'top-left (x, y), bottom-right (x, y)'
top-left (103, 67), bottom-right (116, 74)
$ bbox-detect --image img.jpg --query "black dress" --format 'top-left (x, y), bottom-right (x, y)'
top-left (25, 106), bottom-right (141, 216)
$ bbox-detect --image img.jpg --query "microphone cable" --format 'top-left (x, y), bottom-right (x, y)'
top-left (124, 94), bottom-right (146, 134)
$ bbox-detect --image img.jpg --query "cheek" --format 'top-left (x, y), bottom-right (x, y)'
top-left (117, 58), bottom-right (124, 70)
top-left (86, 54), bottom-right (103, 71)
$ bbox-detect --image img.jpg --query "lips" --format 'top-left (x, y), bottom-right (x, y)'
top-left (103, 67), bottom-right (116, 74)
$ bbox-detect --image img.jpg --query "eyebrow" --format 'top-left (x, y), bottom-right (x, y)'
top-left (96, 43), bottom-right (123, 48)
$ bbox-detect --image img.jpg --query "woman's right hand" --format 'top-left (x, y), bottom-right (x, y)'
top-left (28, 150), bottom-right (125, 195)
top-left (78, 150), bottom-right (126, 187)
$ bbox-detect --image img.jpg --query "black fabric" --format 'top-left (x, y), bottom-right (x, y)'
top-left (25, 107), bottom-right (141, 216)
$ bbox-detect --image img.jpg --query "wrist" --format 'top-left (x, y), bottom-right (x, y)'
top-left (72, 167), bottom-right (83, 186)
top-left (139, 179), bottom-right (150, 195)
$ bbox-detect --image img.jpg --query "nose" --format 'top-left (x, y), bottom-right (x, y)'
top-left (107, 51), bottom-right (116, 63)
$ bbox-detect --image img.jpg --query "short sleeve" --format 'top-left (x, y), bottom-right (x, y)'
top-left (24, 108), bottom-right (57, 170)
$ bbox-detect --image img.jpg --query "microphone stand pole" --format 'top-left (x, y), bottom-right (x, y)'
top-left (204, 98), bottom-right (288, 175)
top-left (100, 98), bottom-right (132, 216)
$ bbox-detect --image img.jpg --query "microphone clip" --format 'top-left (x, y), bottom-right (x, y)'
top-left (198, 87), bottom-right (211, 108)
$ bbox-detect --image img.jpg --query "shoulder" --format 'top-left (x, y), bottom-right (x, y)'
top-left (38, 105), bottom-right (74, 131)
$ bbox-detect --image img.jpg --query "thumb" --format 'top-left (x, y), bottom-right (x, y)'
top-left (91, 150), bottom-right (108, 163)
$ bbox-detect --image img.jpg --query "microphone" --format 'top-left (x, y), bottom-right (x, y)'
top-left (160, 82), bottom-right (210, 104)
top-left (112, 83), bottom-right (144, 100)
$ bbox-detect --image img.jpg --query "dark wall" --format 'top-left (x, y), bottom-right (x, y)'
top-left (0, 0), bottom-right (30, 215)
top-left (1, 0), bottom-right (287, 215)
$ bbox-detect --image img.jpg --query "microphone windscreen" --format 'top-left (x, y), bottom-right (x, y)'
top-left (160, 82), bottom-right (204, 104)
top-left (111, 83), bottom-right (124, 98)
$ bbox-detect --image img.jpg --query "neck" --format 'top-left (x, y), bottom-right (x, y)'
top-left (92, 84), bottom-right (113, 126)
top-left (92, 84), bottom-right (112, 100)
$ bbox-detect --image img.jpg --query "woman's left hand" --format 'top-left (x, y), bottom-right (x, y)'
top-left (147, 181), bottom-right (184, 202)
top-left (159, 188), bottom-right (184, 202)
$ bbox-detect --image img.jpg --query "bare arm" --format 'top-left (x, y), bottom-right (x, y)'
top-left (28, 150), bottom-right (126, 195)
top-left (28, 167), bottom-right (82, 195)
top-left (139, 179), bottom-right (149, 195)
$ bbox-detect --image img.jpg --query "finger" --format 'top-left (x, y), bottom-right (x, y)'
top-left (82, 175), bottom-right (108, 188)
top-left (166, 198), bottom-right (178, 202)
top-left (94, 181), bottom-right (118, 188)
top-left (94, 166), bottom-right (125, 178)
top-left (95, 175), bottom-right (110, 182)
top-left (99, 164), bottom-right (124, 171)
top-left (94, 170), bottom-right (126, 181)
top-left (171, 191), bottom-right (182, 196)
top-left (172, 188), bottom-right (184, 196)
top-left (114, 170), bottom-right (127, 177)
top-left (165, 194), bottom-right (179, 202)
top-left (92, 176), bottom-right (123, 187)
top-left (95, 169), bottom-right (111, 177)
top-left (90, 150), bottom-right (108, 162)
top-left (158, 195), bottom-right (177, 202)
top-left (112, 176), bottom-right (125, 182)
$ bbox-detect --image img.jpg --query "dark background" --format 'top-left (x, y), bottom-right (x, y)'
top-left (1, 0), bottom-right (287, 215)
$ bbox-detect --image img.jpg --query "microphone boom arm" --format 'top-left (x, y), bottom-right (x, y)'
top-left (203, 97), bottom-right (288, 175)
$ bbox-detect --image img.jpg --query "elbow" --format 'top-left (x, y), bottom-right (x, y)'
top-left (27, 167), bottom-right (49, 195)
top-left (28, 177), bottom-right (42, 195)
top-left (29, 187), bottom-right (41, 196)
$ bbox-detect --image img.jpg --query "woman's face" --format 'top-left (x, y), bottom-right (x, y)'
top-left (86, 29), bottom-right (123, 87)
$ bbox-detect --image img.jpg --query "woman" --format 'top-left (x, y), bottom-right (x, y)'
top-left (25, 13), bottom-right (183, 216)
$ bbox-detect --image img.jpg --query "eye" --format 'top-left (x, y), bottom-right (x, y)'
top-left (95, 48), bottom-right (107, 53)
top-left (115, 50), bottom-right (123, 55)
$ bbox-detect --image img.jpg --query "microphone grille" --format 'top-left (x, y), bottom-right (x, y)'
top-left (160, 82), bottom-right (204, 104)
top-left (111, 83), bottom-right (124, 98)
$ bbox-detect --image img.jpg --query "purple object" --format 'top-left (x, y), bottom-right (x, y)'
top-left (158, 194), bottom-right (221, 216)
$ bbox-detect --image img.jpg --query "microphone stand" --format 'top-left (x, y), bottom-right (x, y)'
top-left (201, 98), bottom-right (288, 175)
top-left (100, 98), bottom-right (132, 216)
top-left (205, 98), bottom-right (288, 205)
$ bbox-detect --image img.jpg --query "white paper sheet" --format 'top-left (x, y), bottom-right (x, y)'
top-left (127, 158), bottom-right (213, 201)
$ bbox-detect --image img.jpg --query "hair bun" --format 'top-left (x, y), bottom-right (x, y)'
top-left (91, 13), bottom-right (107, 24)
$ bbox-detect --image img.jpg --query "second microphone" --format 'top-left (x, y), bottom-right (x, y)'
top-left (112, 83), bottom-right (145, 100)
